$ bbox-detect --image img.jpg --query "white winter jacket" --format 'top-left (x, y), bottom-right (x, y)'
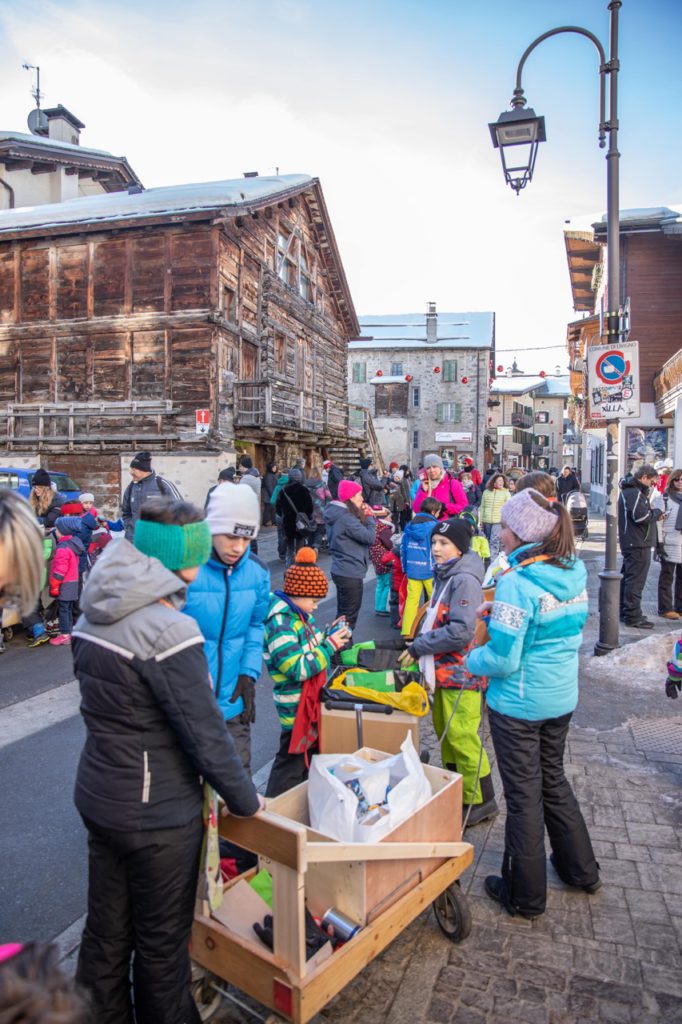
top-left (654, 493), bottom-right (682, 563)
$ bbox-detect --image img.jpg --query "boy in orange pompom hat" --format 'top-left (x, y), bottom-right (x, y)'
top-left (264, 547), bottom-right (352, 796)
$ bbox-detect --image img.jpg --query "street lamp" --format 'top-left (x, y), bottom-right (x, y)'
top-left (489, 1), bottom-right (623, 657)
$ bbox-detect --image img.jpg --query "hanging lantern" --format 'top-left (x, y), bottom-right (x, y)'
top-left (433, 366), bottom-right (441, 374)
top-left (497, 364), bottom-right (504, 373)
top-left (539, 370), bottom-right (546, 378)
top-left (461, 376), bottom-right (469, 384)
top-left (405, 374), bottom-right (413, 382)
top-left (376, 369), bottom-right (383, 377)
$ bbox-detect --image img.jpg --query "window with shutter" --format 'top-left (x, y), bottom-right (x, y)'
top-left (454, 402), bottom-right (462, 424)
top-left (375, 385), bottom-right (389, 417)
top-left (376, 383), bottom-right (408, 417)
top-left (436, 403), bottom-right (444, 423)
top-left (352, 362), bottom-right (366, 383)
top-left (443, 360), bottom-right (457, 382)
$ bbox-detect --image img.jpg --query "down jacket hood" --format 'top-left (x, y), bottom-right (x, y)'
top-left (80, 539), bottom-right (186, 625)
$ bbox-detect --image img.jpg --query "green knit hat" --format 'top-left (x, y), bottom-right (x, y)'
top-left (133, 519), bottom-right (212, 571)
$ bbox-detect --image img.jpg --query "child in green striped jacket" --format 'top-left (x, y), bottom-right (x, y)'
top-left (264, 547), bottom-right (352, 797)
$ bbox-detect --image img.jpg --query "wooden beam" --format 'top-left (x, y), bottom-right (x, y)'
top-left (305, 841), bottom-right (471, 864)
top-left (31, 163), bottom-right (57, 174)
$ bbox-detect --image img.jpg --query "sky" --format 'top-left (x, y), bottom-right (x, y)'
top-left (1, 0), bottom-right (680, 372)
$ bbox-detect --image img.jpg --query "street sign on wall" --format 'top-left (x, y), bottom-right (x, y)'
top-left (587, 341), bottom-right (640, 420)
top-left (195, 409), bottom-right (211, 435)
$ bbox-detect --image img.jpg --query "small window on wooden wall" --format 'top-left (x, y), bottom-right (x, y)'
top-left (274, 332), bottom-right (287, 376)
top-left (222, 285), bottom-right (236, 322)
top-left (277, 224), bottom-right (297, 287)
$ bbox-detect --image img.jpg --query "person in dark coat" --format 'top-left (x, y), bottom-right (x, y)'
top-left (358, 457), bottom-right (388, 506)
top-left (275, 468), bottom-right (314, 567)
top-left (29, 469), bottom-right (63, 529)
top-left (121, 451), bottom-right (181, 540)
top-left (556, 465), bottom-right (580, 504)
top-left (323, 480), bottom-right (377, 628)
top-left (323, 458), bottom-right (344, 501)
top-left (73, 497), bottom-right (262, 1024)
top-left (262, 462), bottom-right (279, 526)
top-left (618, 463), bottom-right (663, 628)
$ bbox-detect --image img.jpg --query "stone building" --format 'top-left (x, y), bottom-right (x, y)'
top-left (0, 173), bottom-right (374, 510)
top-left (488, 365), bottom-right (570, 473)
top-left (348, 304), bottom-right (494, 471)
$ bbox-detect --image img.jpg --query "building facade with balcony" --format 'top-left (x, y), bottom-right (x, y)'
top-left (0, 174), bottom-right (371, 510)
top-left (564, 206), bottom-right (682, 510)
top-left (347, 305), bottom-right (494, 472)
top-left (488, 367), bottom-right (570, 474)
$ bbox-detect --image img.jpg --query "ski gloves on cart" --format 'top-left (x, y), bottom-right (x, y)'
top-left (253, 910), bottom-right (329, 959)
top-left (230, 675), bottom-right (256, 723)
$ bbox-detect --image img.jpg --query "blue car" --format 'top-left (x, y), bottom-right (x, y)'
top-left (0, 467), bottom-right (81, 502)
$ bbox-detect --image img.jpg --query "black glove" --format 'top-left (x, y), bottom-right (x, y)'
top-left (253, 911), bottom-right (329, 959)
top-left (230, 675), bottom-right (256, 724)
top-left (665, 677), bottom-right (681, 699)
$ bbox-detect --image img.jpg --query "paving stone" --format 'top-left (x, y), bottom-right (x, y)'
top-left (641, 963), bottom-right (682, 998)
top-left (637, 862), bottom-right (682, 895)
top-left (633, 920), bottom-right (680, 951)
top-left (650, 845), bottom-right (682, 866)
top-left (494, 1001), bottom-right (549, 1024)
top-left (613, 842), bottom-right (651, 863)
top-left (621, 799), bottom-right (658, 824)
top-left (589, 855), bottom-right (640, 887)
top-left (488, 977), bottom-right (517, 998)
top-left (652, 991), bottom-right (682, 1023)
top-left (591, 805), bottom-right (626, 828)
top-left (512, 962), bottom-right (568, 993)
top-left (505, 934), bottom-right (575, 970)
top-left (427, 996), bottom-right (455, 1023)
top-left (597, 999), bottom-right (636, 1023)
top-left (592, 839), bottom-right (616, 858)
top-left (589, 908), bottom-right (635, 946)
top-left (451, 1008), bottom-right (486, 1024)
top-left (517, 983), bottom-right (547, 1005)
top-left (568, 975), bottom-right (642, 1006)
top-left (624, 889), bottom-right (671, 923)
top-left (626, 821), bottom-right (679, 848)
top-left (459, 988), bottom-right (494, 1013)
top-left (572, 946), bottom-right (642, 986)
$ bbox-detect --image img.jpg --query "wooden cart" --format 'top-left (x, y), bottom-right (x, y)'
top-left (192, 748), bottom-right (474, 1024)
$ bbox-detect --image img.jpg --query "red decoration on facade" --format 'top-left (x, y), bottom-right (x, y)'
top-left (405, 374), bottom-right (413, 382)
top-left (461, 376), bottom-right (469, 384)
top-left (376, 369), bottom-right (383, 377)
top-left (433, 366), bottom-right (441, 374)
top-left (539, 370), bottom-right (546, 378)
top-left (497, 364), bottom-right (504, 373)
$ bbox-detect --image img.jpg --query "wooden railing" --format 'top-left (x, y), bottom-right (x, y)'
top-left (233, 381), bottom-right (368, 440)
top-left (654, 348), bottom-right (682, 417)
top-left (0, 400), bottom-right (179, 448)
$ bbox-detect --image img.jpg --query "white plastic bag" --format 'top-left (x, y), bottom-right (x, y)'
top-left (307, 734), bottom-right (432, 843)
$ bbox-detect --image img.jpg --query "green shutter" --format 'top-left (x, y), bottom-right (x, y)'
top-left (454, 402), bottom-right (462, 424)
top-left (436, 403), bottom-right (444, 423)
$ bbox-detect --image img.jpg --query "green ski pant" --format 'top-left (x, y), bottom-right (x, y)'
top-left (432, 687), bottom-right (491, 805)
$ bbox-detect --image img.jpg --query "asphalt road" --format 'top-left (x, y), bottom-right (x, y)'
top-left (0, 548), bottom-right (393, 945)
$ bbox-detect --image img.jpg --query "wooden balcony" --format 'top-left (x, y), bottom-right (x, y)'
top-left (233, 381), bottom-right (368, 441)
top-left (0, 400), bottom-right (181, 450)
top-left (654, 347), bottom-right (682, 418)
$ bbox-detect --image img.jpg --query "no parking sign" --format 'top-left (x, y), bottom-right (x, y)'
top-left (587, 341), bottom-right (640, 420)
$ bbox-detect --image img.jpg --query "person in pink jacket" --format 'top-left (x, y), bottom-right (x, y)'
top-left (412, 454), bottom-right (467, 517)
top-left (48, 515), bottom-right (85, 645)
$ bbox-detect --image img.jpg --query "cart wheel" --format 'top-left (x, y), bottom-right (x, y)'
top-left (432, 882), bottom-right (472, 943)
top-left (583, 528), bottom-right (589, 540)
top-left (3, 627), bottom-right (13, 642)
top-left (191, 964), bottom-right (223, 1022)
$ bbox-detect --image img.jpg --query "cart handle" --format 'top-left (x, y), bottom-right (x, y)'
top-left (323, 700), bottom-right (393, 714)
top-left (305, 840), bottom-right (472, 864)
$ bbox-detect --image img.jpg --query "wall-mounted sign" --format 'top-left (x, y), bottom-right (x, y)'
top-left (434, 432), bottom-right (473, 443)
top-left (587, 341), bottom-right (640, 420)
top-left (195, 409), bottom-right (211, 435)
top-left (497, 426), bottom-right (513, 437)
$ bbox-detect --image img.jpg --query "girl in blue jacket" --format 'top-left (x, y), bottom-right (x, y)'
top-left (400, 497), bottom-right (442, 636)
top-left (184, 485), bottom-right (270, 775)
top-left (466, 488), bottom-right (600, 919)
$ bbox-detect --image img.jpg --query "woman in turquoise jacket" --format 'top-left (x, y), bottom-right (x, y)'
top-left (466, 487), bottom-right (600, 919)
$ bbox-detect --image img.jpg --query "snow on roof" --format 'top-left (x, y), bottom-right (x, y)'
top-left (0, 174), bottom-right (313, 234)
top-left (0, 130), bottom-right (115, 158)
top-left (368, 375), bottom-right (407, 384)
top-left (350, 312), bottom-right (494, 350)
top-left (565, 205), bottom-right (682, 236)
top-left (490, 374), bottom-right (570, 397)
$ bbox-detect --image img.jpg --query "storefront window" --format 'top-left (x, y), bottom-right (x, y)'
top-left (625, 427), bottom-right (670, 473)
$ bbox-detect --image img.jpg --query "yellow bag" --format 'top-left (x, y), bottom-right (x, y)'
top-left (330, 669), bottom-right (430, 717)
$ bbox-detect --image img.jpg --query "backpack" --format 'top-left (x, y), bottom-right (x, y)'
top-left (283, 489), bottom-right (313, 535)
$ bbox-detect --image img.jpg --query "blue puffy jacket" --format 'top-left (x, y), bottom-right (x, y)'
top-left (401, 513), bottom-right (438, 580)
top-left (184, 550), bottom-right (270, 720)
top-left (465, 544), bottom-right (588, 721)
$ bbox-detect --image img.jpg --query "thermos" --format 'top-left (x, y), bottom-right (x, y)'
top-left (321, 907), bottom-right (361, 942)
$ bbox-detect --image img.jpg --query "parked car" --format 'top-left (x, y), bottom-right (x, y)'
top-left (0, 467), bottom-right (81, 502)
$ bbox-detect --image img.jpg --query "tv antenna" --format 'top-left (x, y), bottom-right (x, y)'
top-left (22, 63), bottom-right (43, 107)
top-left (23, 63), bottom-right (49, 135)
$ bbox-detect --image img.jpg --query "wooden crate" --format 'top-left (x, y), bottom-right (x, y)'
top-left (191, 749), bottom-right (473, 1023)
top-left (319, 705), bottom-right (419, 756)
top-left (266, 748), bottom-right (462, 925)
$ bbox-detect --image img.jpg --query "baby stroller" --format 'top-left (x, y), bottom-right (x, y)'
top-left (565, 490), bottom-right (589, 539)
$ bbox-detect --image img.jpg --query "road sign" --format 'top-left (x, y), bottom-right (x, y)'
top-left (195, 409), bottom-right (211, 435)
top-left (587, 341), bottom-right (640, 420)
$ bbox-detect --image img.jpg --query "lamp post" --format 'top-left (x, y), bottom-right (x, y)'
top-left (489, 1), bottom-right (623, 656)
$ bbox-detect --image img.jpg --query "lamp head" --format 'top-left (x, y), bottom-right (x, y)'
top-left (489, 106), bottom-right (546, 194)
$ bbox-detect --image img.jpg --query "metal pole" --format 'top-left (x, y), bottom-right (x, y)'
top-left (595, 0), bottom-right (622, 655)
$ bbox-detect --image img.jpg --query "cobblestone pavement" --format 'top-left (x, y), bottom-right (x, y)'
top-left (213, 516), bottom-right (682, 1024)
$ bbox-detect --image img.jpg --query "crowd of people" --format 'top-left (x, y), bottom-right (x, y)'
top-left (3, 445), bottom-right (678, 1020)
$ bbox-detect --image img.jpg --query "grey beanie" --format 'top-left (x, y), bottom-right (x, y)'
top-left (288, 468), bottom-right (304, 484)
top-left (501, 488), bottom-right (560, 543)
top-left (423, 454), bottom-right (444, 470)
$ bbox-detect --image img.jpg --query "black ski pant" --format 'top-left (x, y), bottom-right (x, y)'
top-left (619, 546), bottom-right (652, 623)
top-left (77, 814), bottom-right (203, 1024)
top-left (265, 729), bottom-right (318, 798)
top-left (490, 709), bottom-right (598, 918)
top-left (331, 573), bottom-right (364, 629)
top-left (658, 557), bottom-right (682, 614)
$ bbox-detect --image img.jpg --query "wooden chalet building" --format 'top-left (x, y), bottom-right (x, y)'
top-left (0, 174), bottom-right (373, 509)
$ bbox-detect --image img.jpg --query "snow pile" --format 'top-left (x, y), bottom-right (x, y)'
top-left (582, 629), bottom-right (679, 686)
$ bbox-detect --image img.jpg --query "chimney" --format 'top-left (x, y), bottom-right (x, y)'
top-left (42, 105), bottom-right (85, 146)
top-left (426, 301), bottom-right (438, 344)
top-left (243, 171), bottom-right (259, 178)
